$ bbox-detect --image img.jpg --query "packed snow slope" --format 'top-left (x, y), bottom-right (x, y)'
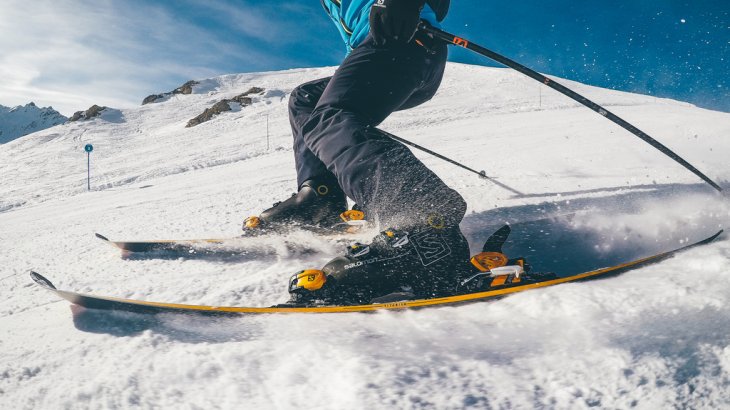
top-left (1, 63), bottom-right (730, 409)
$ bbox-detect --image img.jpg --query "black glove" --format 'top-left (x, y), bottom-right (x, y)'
top-left (369, 0), bottom-right (426, 46)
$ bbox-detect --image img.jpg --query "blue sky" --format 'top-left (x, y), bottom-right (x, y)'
top-left (1, 0), bottom-right (727, 116)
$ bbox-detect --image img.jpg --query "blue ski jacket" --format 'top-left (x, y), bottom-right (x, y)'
top-left (320, 0), bottom-right (443, 54)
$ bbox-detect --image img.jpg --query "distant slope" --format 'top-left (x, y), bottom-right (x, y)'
top-left (0, 63), bottom-right (728, 214)
top-left (0, 102), bottom-right (67, 144)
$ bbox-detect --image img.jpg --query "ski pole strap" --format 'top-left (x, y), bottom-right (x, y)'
top-left (420, 23), bottom-right (723, 193)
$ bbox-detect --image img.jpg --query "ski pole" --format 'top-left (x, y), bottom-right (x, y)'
top-left (84, 144), bottom-right (94, 191)
top-left (374, 128), bottom-right (524, 196)
top-left (421, 23), bottom-right (724, 193)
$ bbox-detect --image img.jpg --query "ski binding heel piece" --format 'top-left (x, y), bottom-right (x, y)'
top-left (460, 265), bottom-right (525, 288)
top-left (243, 216), bottom-right (261, 230)
top-left (340, 209), bottom-right (365, 223)
top-left (490, 265), bottom-right (524, 279)
top-left (334, 210), bottom-right (368, 233)
top-left (289, 270), bottom-right (327, 294)
top-left (470, 251), bottom-right (508, 272)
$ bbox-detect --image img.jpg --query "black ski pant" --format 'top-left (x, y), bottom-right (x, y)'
top-left (288, 34), bottom-right (466, 229)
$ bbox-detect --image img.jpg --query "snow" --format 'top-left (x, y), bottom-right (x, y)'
top-left (0, 102), bottom-right (67, 144)
top-left (1, 63), bottom-right (730, 409)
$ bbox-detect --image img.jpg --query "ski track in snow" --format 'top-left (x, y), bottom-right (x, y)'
top-left (1, 64), bottom-right (730, 409)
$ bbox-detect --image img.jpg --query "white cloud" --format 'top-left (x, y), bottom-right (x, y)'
top-left (0, 0), bottom-right (290, 116)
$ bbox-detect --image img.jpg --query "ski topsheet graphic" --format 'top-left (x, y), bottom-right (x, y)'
top-left (32, 230), bottom-right (722, 315)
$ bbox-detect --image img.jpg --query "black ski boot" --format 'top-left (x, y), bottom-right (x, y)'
top-left (285, 223), bottom-right (473, 306)
top-left (243, 179), bottom-right (353, 234)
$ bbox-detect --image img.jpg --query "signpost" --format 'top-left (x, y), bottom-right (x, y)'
top-left (84, 144), bottom-right (93, 191)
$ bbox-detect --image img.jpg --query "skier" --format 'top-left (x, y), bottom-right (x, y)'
top-left (245, 0), bottom-right (472, 305)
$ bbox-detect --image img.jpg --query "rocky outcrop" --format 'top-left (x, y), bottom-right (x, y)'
top-left (186, 101), bottom-right (232, 128)
top-left (175, 80), bottom-right (199, 95)
top-left (68, 105), bottom-right (107, 122)
top-left (142, 94), bottom-right (164, 105)
top-left (186, 87), bottom-right (265, 128)
top-left (142, 80), bottom-right (200, 105)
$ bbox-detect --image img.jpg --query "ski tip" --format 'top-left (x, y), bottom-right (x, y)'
top-left (95, 233), bottom-right (110, 242)
top-left (30, 271), bottom-right (57, 290)
top-left (711, 229), bottom-right (724, 241)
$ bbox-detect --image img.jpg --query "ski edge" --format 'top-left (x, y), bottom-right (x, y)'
top-left (33, 230), bottom-right (723, 315)
top-left (94, 232), bottom-right (231, 253)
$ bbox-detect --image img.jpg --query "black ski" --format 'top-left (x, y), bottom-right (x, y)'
top-left (95, 226), bottom-right (367, 256)
top-left (33, 230), bottom-right (722, 315)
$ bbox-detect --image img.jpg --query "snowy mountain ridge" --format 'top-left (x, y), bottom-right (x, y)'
top-left (1, 63), bottom-right (729, 409)
top-left (0, 102), bottom-right (67, 144)
top-left (1, 64), bottom-right (728, 215)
